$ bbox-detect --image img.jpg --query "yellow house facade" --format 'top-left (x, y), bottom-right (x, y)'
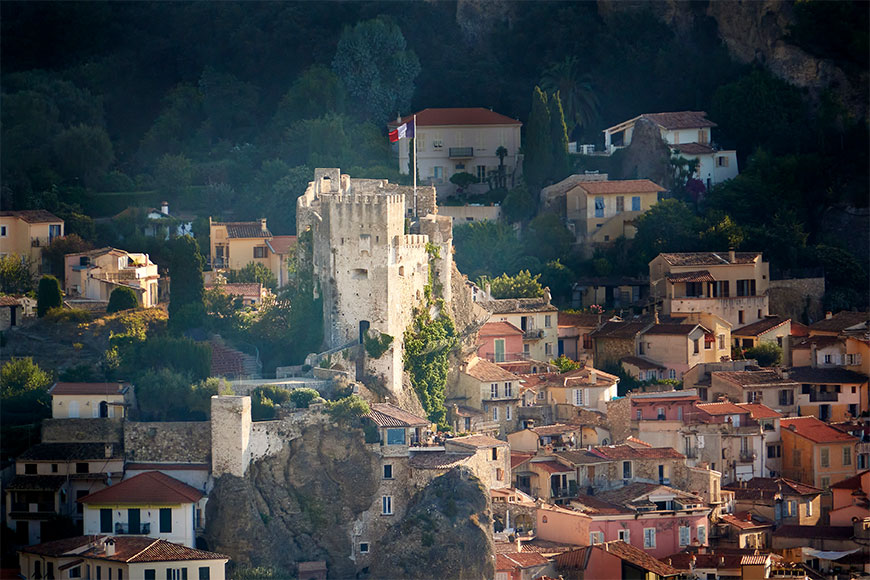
top-left (0, 209), bottom-right (64, 274)
top-left (209, 218), bottom-right (294, 287)
top-left (49, 382), bottom-right (133, 419)
top-left (780, 416), bottom-right (858, 491)
top-left (650, 251), bottom-right (770, 329)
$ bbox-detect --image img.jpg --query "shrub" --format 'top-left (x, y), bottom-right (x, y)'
top-left (364, 330), bottom-right (393, 359)
top-left (743, 342), bottom-right (783, 367)
top-left (44, 307), bottom-right (92, 323)
top-left (325, 395), bottom-right (371, 422)
top-left (37, 275), bottom-right (63, 317)
top-left (107, 287), bottom-right (140, 313)
top-left (289, 387), bottom-right (320, 409)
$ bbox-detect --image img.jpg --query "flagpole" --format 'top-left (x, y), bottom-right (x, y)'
top-left (412, 114), bottom-right (417, 217)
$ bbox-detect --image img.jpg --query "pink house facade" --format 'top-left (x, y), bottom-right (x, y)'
top-left (829, 470), bottom-right (870, 526)
top-left (478, 321), bottom-right (525, 363)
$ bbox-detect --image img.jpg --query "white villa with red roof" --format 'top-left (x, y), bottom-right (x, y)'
top-left (388, 107), bottom-right (522, 196)
top-left (602, 111), bottom-right (739, 188)
top-left (80, 471), bottom-right (206, 548)
top-left (19, 535), bottom-right (228, 580)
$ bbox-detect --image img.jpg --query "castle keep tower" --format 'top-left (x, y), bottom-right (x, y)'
top-left (297, 169), bottom-right (452, 394)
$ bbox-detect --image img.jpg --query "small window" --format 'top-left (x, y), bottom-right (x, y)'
top-left (100, 509), bottom-right (113, 533)
top-left (636, 409), bottom-right (642, 420)
top-left (386, 428), bottom-right (405, 445)
top-left (198, 568), bottom-right (210, 580)
top-left (623, 461), bottom-right (632, 479)
top-left (506, 405), bottom-right (512, 421)
top-left (0, 225), bottom-right (6, 237)
top-left (76, 462), bottom-right (89, 474)
top-left (616, 196), bottom-right (624, 213)
top-left (492, 448), bottom-right (498, 461)
top-left (253, 246), bottom-right (267, 259)
top-left (144, 572), bottom-right (156, 580)
top-left (843, 447), bottom-right (852, 466)
top-left (821, 476), bottom-right (830, 489)
top-left (643, 528), bottom-right (656, 548)
top-left (590, 531), bottom-right (605, 544)
top-left (382, 495), bottom-right (393, 515)
top-left (51, 463), bottom-right (58, 473)
top-left (594, 196), bottom-right (605, 218)
top-left (631, 196), bottom-right (641, 211)
top-left (697, 525), bottom-right (707, 545)
top-left (492, 406), bottom-right (499, 421)
top-left (383, 464), bottom-right (393, 479)
top-left (70, 567), bottom-right (82, 579)
top-left (669, 369), bottom-right (676, 380)
top-left (159, 508), bottom-right (172, 533)
top-left (618, 529), bottom-right (630, 543)
top-left (679, 525), bottom-right (690, 546)
top-left (544, 315), bottom-right (552, 328)
top-left (359, 543), bottom-right (370, 554)
top-left (24, 463), bottom-right (37, 474)
top-left (821, 447), bottom-right (830, 468)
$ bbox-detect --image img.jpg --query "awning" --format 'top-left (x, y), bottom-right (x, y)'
top-left (802, 548), bottom-right (860, 561)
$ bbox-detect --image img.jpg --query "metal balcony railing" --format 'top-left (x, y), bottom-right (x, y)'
top-left (809, 392), bottom-right (838, 402)
top-left (115, 522), bottom-right (151, 535)
top-left (739, 450), bottom-right (756, 463)
top-left (523, 329), bottom-right (544, 340)
top-left (448, 147), bottom-right (474, 158)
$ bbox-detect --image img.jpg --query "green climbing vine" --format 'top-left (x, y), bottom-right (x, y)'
top-left (404, 241), bottom-right (455, 430)
top-left (364, 330), bottom-right (394, 359)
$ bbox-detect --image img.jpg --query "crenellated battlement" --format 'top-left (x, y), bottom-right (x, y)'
top-left (395, 234), bottom-right (429, 248)
top-left (321, 192), bottom-right (405, 206)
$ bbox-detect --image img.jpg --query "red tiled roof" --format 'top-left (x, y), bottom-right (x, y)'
top-left (530, 423), bottom-right (577, 437)
top-left (666, 270), bottom-right (714, 283)
top-left (572, 494), bottom-right (632, 515)
top-left (621, 356), bottom-right (666, 370)
top-left (558, 312), bottom-right (600, 328)
top-left (266, 235), bottom-right (296, 254)
top-left (531, 460), bottom-right (573, 474)
top-left (722, 477), bottom-right (822, 499)
top-left (464, 357), bottom-right (521, 382)
top-left (721, 512), bottom-right (773, 530)
top-left (830, 470), bottom-right (869, 490)
top-left (788, 365), bottom-right (868, 385)
top-left (212, 221), bottom-right (271, 238)
top-left (713, 370), bottom-right (797, 388)
top-left (781, 417), bottom-right (859, 444)
top-left (366, 403), bottom-right (429, 428)
top-left (0, 209), bottom-right (62, 223)
top-left (498, 552), bottom-right (550, 569)
top-left (627, 436), bottom-right (653, 447)
top-left (50, 382), bottom-right (130, 396)
top-left (645, 323), bottom-right (700, 336)
top-left (478, 321), bottom-right (523, 337)
top-left (791, 334), bottom-right (843, 350)
top-left (590, 444), bottom-right (684, 460)
top-left (392, 107), bottom-right (521, 127)
top-left (448, 434), bottom-right (507, 449)
top-left (641, 111), bottom-right (717, 130)
top-left (671, 142), bottom-right (715, 155)
top-left (736, 403), bottom-right (782, 419)
top-left (0, 295), bottom-right (20, 306)
top-left (733, 316), bottom-right (790, 337)
top-left (557, 542), bottom-right (679, 576)
top-left (659, 252), bottom-right (761, 266)
top-left (78, 471), bottom-right (203, 504)
top-left (511, 452), bottom-right (534, 469)
top-left (204, 282), bottom-right (263, 300)
top-left (578, 179), bottom-right (665, 195)
top-left (809, 311), bottom-right (869, 333)
top-left (591, 321), bottom-right (650, 339)
top-left (696, 401), bottom-right (747, 416)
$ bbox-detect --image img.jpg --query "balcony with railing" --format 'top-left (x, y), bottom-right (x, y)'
top-left (115, 522), bottom-right (151, 535)
top-left (448, 147), bottom-right (474, 159)
top-left (483, 352), bottom-right (533, 363)
top-left (9, 502), bottom-right (55, 519)
top-left (738, 450), bottom-right (756, 463)
top-left (523, 328), bottom-right (544, 340)
top-left (551, 481), bottom-right (579, 499)
top-left (809, 391), bottom-right (838, 402)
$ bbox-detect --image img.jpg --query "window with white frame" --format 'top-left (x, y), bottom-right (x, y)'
top-left (573, 389), bottom-right (583, 406)
top-left (643, 528), bottom-right (656, 548)
top-left (493, 406), bottom-right (499, 421)
top-left (382, 495), bottom-right (393, 515)
top-left (697, 525), bottom-right (706, 544)
top-left (360, 542), bottom-right (370, 554)
top-left (594, 197), bottom-right (605, 218)
top-left (504, 382), bottom-right (512, 397)
top-left (622, 461), bottom-right (632, 479)
top-left (491, 383), bottom-right (498, 398)
top-left (506, 406), bottom-right (512, 421)
top-left (545, 342), bottom-right (553, 356)
top-left (590, 531), bottom-right (605, 544)
top-left (544, 315), bottom-right (552, 328)
top-left (638, 371), bottom-right (645, 381)
top-left (618, 529), bottom-right (630, 543)
top-left (679, 525), bottom-right (690, 546)
top-left (669, 369), bottom-right (676, 379)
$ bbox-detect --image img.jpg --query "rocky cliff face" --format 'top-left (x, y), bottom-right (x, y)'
top-left (368, 468), bottom-right (495, 580)
top-left (598, 0), bottom-right (868, 118)
top-left (204, 423), bottom-right (495, 579)
top-left (205, 422), bottom-right (380, 578)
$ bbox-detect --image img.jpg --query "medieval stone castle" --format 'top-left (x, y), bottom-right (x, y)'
top-left (296, 168), bottom-right (455, 394)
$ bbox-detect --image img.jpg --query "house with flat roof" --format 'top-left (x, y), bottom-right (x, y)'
top-left (64, 247), bottom-right (160, 307)
top-left (388, 107), bottom-right (522, 197)
top-left (650, 251), bottom-right (770, 329)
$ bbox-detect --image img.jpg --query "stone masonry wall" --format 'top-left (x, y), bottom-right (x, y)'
top-left (605, 397), bottom-right (631, 443)
top-left (769, 277), bottom-right (825, 323)
top-left (124, 421), bottom-right (210, 463)
top-left (42, 418), bottom-right (123, 443)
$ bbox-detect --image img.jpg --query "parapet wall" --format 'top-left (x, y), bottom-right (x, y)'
top-left (42, 418), bottom-right (123, 443)
top-left (124, 421), bottom-right (211, 463)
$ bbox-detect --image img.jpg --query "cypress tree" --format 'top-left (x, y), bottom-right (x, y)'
top-left (168, 235), bottom-right (205, 330)
top-left (523, 86), bottom-right (552, 194)
top-left (549, 90), bottom-right (571, 183)
top-left (36, 275), bottom-right (63, 317)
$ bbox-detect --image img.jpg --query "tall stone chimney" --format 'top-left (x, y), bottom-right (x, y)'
top-left (260, 218), bottom-right (268, 232)
top-left (161, 201), bottom-right (169, 215)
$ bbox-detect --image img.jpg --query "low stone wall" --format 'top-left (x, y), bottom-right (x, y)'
top-left (124, 421), bottom-right (211, 463)
top-left (41, 418), bottom-right (123, 443)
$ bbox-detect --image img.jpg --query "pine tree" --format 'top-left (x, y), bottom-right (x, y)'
top-left (523, 86), bottom-right (552, 194)
top-left (549, 90), bottom-right (571, 183)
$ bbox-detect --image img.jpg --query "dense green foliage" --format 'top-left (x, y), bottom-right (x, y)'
top-left (289, 387), bottom-right (321, 409)
top-left (551, 355), bottom-right (582, 373)
top-left (325, 394), bottom-right (371, 422)
top-left (742, 342), bottom-right (784, 367)
top-left (404, 307), bottom-right (457, 429)
top-left (226, 261), bottom-right (278, 290)
top-left (477, 270), bottom-right (545, 299)
top-left (135, 369), bottom-right (220, 421)
top-left (168, 235), bottom-right (205, 330)
top-left (1, 358), bottom-right (52, 461)
top-left (523, 87), bottom-right (552, 193)
top-left (0, 254), bottom-right (35, 294)
top-left (44, 307), bottom-right (92, 323)
top-left (36, 275), bottom-right (62, 317)
top-left (363, 330), bottom-right (394, 359)
top-left (107, 286), bottom-right (140, 313)
top-left (251, 384), bottom-right (293, 421)
top-left (1, 357), bottom-right (52, 399)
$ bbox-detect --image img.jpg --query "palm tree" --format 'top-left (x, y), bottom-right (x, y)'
top-left (540, 56), bottom-right (601, 142)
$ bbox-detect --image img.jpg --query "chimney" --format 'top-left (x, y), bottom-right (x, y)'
top-left (826, 311), bottom-right (833, 320)
top-left (104, 443), bottom-right (113, 459)
top-left (516, 536), bottom-right (522, 551)
top-left (719, 556), bottom-right (726, 567)
top-left (745, 512), bottom-right (752, 522)
top-left (729, 249), bottom-right (736, 263)
top-left (105, 538), bottom-right (116, 557)
top-left (654, 310), bottom-right (660, 324)
top-left (161, 201), bottom-right (169, 215)
top-left (260, 218), bottom-right (268, 232)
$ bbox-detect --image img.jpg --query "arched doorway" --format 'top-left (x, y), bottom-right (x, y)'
top-left (359, 320), bottom-right (370, 343)
top-left (99, 401), bottom-right (109, 418)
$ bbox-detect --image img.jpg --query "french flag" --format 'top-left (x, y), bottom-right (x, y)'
top-left (389, 119), bottom-right (415, 142)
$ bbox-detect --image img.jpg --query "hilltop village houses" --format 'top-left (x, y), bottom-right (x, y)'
top-left (2, 120), bottom-right (867, 580)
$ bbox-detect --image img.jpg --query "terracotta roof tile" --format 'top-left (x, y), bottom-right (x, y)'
top-left (665, 270), bottom-right (714, 283)
top-left (529, 423), bottom-right (578, 437)
top-left (712, 370), bottom-right (798, 388)
top-left (590, 444), bottom-right (684, 460)
top-left (645, 323), bottom-right (700, 336)
top-left (578, 179), bottom-right (665, 195)
top-left (408, 451), bottom-right (470, 470)
top-left (829, 470), bottom-right (869, 490)
top-left (591, 321), bottom-right (650, 339)
top-left (671, 142), bottom-right (715, 155)
top-left (735, 403), bottom-right (782, 419)
top-left (557, 312), bottom-right (600, 328)
top-left (781, 416), bottom-right (859, 444)
top-left (641, 111), bottom-right (717, 130)
top-left (696, 401), bottom-right (748, 416)
top-left (733, 316), bottom-right (790, 337)
top-left (722, 477), bottom-right (822, 499)
top-left (79, 471), bottom-right (203, 504)
top-left (478, 321), bottom-right (524, 337)
top-left (50, 382), bottom-right (130, 396)
top-left (392, 107), bottom-right (521, 127)
top-left (787, 366), bottom-right (868, 384)
top-left (791, 335), bottom-right (842, 350)
top-left (447, 434), bottom-right (507, 449)
top-left (621, 356), bottom-right (666, 370)
top-left (721, 512), bottom-right (773, 530)
top-left (809, 311), bottom-right (869, 333)
top-left (463, 357), bottom-right (521, 383)
top-left (498, 552), bottom-right (551, 568)
top-left (0, 209), bottom-right (62, 223)
top-left (530, 460), bottom-right (573, 474)
top-left (659, 252), bottom-right (761, 266)
top-left (366, 403), bottom-right (429, 428)
top-left (511, 452), bottom-right (534, 469)
top-left (266, 235), bottom-right (296, 254)
top-left (0, 295), bottom-right (21, 306)
top-left (556, 542), bottom-right (679, 576)
top-left (213, 221), bottom-right (271, 238)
